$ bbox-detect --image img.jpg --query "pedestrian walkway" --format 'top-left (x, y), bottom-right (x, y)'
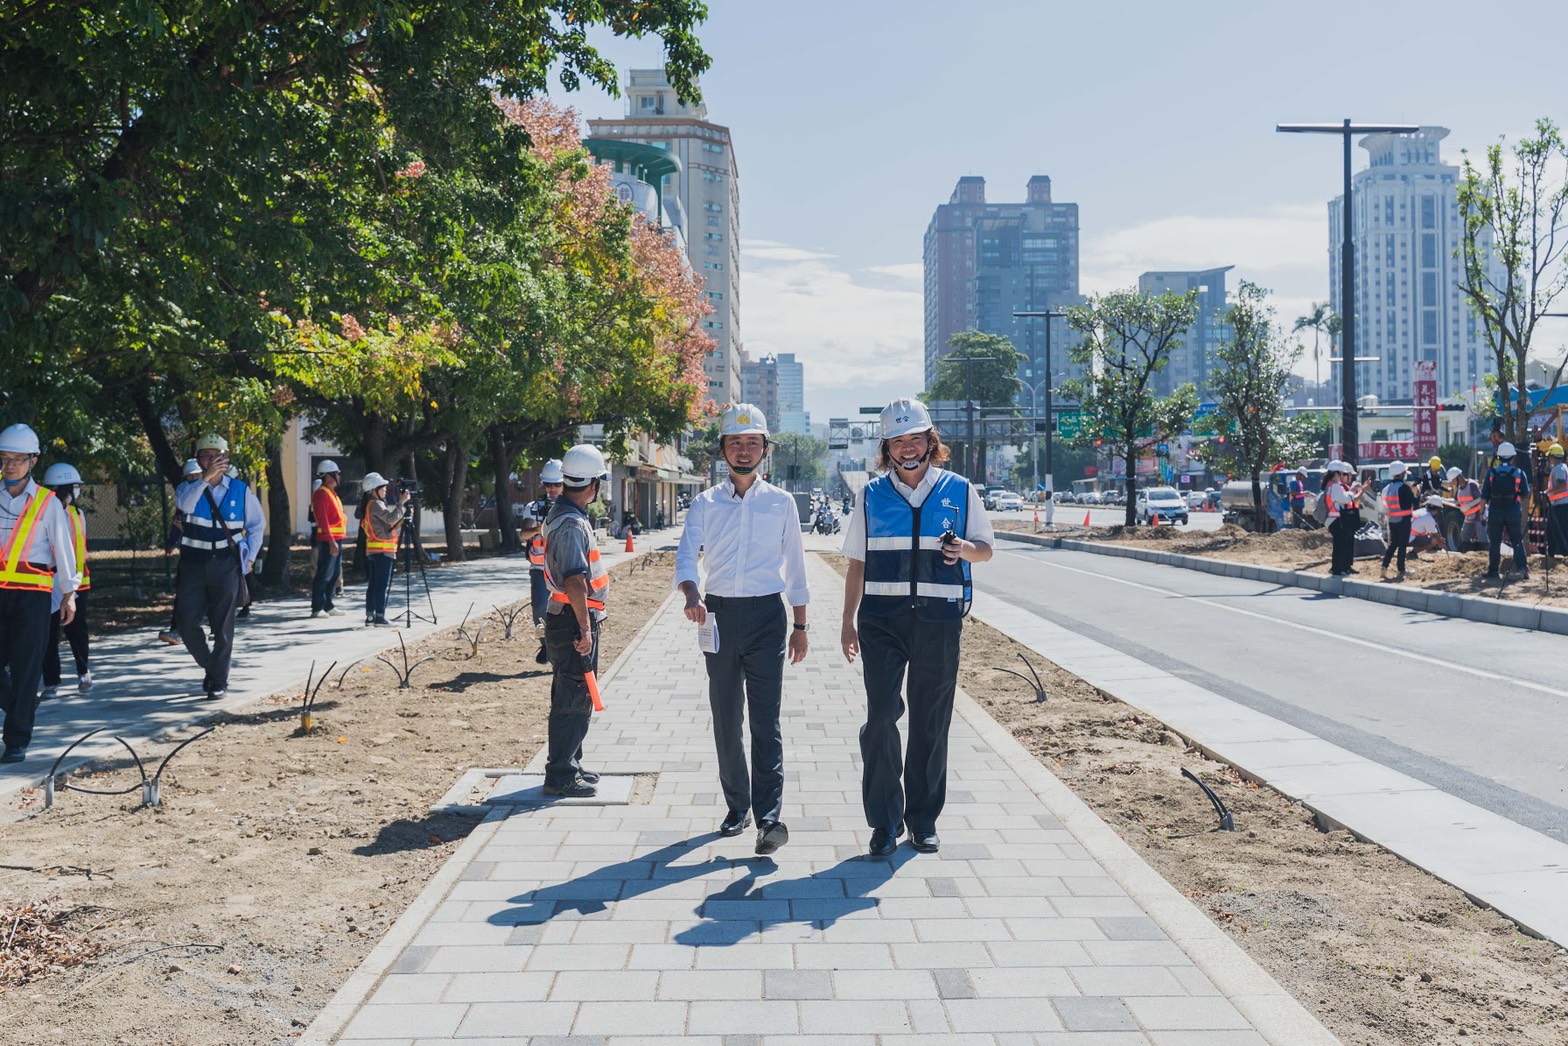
top-left (305, 553), bottom-right (1337, 1045)
top-left (0, 535), bottom-right (661, 802)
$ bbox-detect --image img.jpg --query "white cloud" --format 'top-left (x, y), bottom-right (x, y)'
top-left (739, 244), bottom-right (923, 421)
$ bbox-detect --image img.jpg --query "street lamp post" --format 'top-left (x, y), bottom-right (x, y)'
top-left (1013, 308), bottom-right (1067, 509)
top-left (1277, 119), bottom-right (1419, 462)
top-left (942, 353), bottom-right (996, 483)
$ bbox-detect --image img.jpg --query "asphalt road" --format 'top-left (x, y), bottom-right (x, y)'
top-left (989, 503), bottom-right (1227, 531)
top-left (975, 538), bottom-right (1568, 842)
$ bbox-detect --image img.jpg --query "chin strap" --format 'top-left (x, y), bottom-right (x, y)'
top-left (729, 463), bottom-right (757, 476)
top-left (896, 448), bottom-right (930, 471)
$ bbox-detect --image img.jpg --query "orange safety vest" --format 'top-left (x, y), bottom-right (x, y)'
top-left (0, 487), bottom-right (59, 592)
top-left (543, 514), bottom-right (608, 611)
top-left (1382, 485), bottom-right (1412, 521)
top-left (68, 504), bottom-right (90, 592)
top-left (313, 486), bottom-right (347, 541)
top-left (363, 511), bottom-right (399, 554)
top-left (1323, 481), bottom-right (1341, 521)
top-left (527, 533), bottom-right (546, 568)
top-left (1549, 486), bottom-right (1568, 505)
top-left (1458, 489), bottom-right (1485, 517)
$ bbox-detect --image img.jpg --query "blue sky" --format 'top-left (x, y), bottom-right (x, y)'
top-left (553, 0), bottom-right (1567, 423)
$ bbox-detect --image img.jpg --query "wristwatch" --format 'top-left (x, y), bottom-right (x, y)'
top-left (793, 623), bottom-right (809, 631)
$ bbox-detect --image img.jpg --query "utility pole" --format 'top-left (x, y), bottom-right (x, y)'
top-left (943, 352), bottom-right (995, 483)
top-left (1277, 119), bottom-right (1419, 462)
top-left (1013, 308), bottom-right (1067, 505)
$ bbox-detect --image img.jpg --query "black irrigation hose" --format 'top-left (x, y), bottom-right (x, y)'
top-left (1180, 767), bottom-right (1236, 831)
top-left (48, 730), bottom-right (147, 797)
top-left (993, 652), bottom-right (1048, 702)
top-left (152, 727), bottom-right (215, 786)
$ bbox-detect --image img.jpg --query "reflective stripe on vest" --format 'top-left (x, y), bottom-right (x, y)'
top-left (1324, 482), bottom-right (1341, 521)
top-left (364, 512), bottom-right (398, 553)
top-left (1458, 491), bottom-right (1484, 516)
top-left (543, 512), bottom-right (608, 610)
top-left (0, 487), bottom-right (58, 592)
top-left (68, 504), bottom-right (90, 591)
top-left (315, 488), bottom-right (346, 541)
top-left (1382, 485), bottom-right (1411, 521)
top-left (1549, 486), bottom-right (1568, 505)
top-left (528, 533), bottom-right (546, 567)
top-left (861, 470), bottom-right (972, 621)
top-left (180, 480), bottom-right (248, 553)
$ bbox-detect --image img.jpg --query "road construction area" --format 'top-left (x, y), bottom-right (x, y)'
top-left (0, 538), bottom-right (1565, 1045)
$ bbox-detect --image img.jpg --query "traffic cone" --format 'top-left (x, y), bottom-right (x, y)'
top-left (1032, 504), bottom-right (1040, 526)
top-left (624, 529), bottom-right (635, 553)
top-left (1152, 512), bottom-right (1161, 526)
top-left (1082, 510), bottom-right (1092, 527)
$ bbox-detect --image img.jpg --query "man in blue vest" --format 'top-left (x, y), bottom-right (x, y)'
top-left (840, 397), bottom-right (994, 858)
top-left (1482, 441), bottom-right (1531, 581)
top-left (174, 434), bottom-right (266, 699)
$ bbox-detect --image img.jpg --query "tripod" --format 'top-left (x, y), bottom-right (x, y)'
top-left (395, 504), bottom-right (436, 627)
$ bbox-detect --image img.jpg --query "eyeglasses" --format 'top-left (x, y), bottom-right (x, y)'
top-left (0, 453), bottom-right (33, 468)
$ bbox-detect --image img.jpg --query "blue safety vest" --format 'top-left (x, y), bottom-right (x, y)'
top-left (861, 469), bottom-right (971, 621)
top-left (180, 479), bottom-right (249, 562)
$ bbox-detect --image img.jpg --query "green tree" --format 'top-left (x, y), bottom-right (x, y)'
top-left (1060, 290), bottom-right (1199, 526)
top-left (1457, 118), bottom-right (1568, 446)
top-left (1208, 282), bottom-right (1321, 528)
top-left (1292, 302), bottom-right (1335, 398)
top-left (769, 432), bottom-right (829, 491)
top-left (923, 330), bottom-right (1024, 483)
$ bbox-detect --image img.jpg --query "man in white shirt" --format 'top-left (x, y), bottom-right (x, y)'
top-left (0, 423), bottom-right (79, 763)
top-left (675, 404), bottom-right (810, 856)
top-left (840, 398), bottom-right (993, 858)
top-left (1409, 495), bottom-right (1448, 556)
top-left (174, 433), bottom-right (266, 700)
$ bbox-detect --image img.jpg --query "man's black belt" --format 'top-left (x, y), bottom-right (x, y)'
top-left (704, 592), bottom-right (782, 606)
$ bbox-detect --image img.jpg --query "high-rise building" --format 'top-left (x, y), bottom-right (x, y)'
top-left (739, 351), bottom-right (808, 435)
top-left (1328, 126), bottom-right (1499, 402)
top-left (1137, 267), bottom-right (1232, 400)
top-left (589, 69), bottom-right (742, 405)
top-left (923, 176), bottom-right (1082, 406)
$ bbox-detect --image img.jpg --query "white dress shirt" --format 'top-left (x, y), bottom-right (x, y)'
top-left (176, 474), bottom-right (268, 570)
top-left (674, 478), bottom-right (810, 606)
top-left (840, 466), bottom-right (994, 562)
top-left (0, 478), bottom-right (79, 603)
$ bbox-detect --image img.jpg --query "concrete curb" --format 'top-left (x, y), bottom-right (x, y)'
top-left (954, 690), bottom-right (1341, 1046)
top-left (1002, 530), bottom-right (1568, 635)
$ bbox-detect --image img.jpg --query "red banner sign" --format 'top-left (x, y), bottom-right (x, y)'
top-left (1413, 360), bottom-right (1438, 455)
top-left (1329, 441), bottom-right (1416, 462)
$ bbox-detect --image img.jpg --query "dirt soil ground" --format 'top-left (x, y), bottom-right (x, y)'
top-left (0, 552), bottom-right (677, 1046)
top-left (994, 519), bottom-right (1568, 610)
top-left (817, 552), bottom-right (1568, 1046)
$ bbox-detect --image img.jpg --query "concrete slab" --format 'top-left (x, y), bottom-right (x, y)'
top-left (487, 774), bottom-right (635, 806)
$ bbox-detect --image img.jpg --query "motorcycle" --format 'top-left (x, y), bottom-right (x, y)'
top-left (813, 504), bottom-right (840, 535)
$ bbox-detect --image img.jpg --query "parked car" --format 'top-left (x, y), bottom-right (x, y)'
top-left (1135, 486), bottom-right (1189, 525)
top-left (995, 491), bottom-right (1024, 511)
top-left (1185, 490), bottom-right (1206, 510)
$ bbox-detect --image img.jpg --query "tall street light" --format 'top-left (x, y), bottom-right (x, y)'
top-left (1277, 119), bottom-right (1419, 462)
top-left (1013, 308), bottom-right (1067, 507)
top-left (942, 352), bottom-right (996, 482)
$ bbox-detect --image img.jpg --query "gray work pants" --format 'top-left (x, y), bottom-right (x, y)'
top-left (702, 593), bottom-right (788, 824)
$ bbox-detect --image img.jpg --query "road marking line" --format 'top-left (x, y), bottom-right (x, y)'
top-left (996, 546), bottom-right (1568, 702)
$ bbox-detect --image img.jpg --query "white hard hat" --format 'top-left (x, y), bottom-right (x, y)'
top-left (0, 424), bottom-right (41, 455)
top-left (1497, 442), bottom-right (1517, 458)
top-left (316, 459), bottom-right (340, 476)
top-left (539, 459), bottom-right (565, 485)
top-left (1388, 460), bottom-right (1407, 477)
top-left (195, 433), bottom-right (229, 453)
top-left (720, 403), bottom-right (770, 438)
top-left (561, 444), bottom-right (608, 487)
top-left (1426, 495), bottom-right (1445, 508)
top-left (43, 462), bottom-right (82, 487)
top-left (880, 397), bottom-right (933, 440)
top-left (1325, 460), bottom-right (1345, 473)
top-left (362, 472), bottom-right (389, 490)
top-left (1446, 466), bottom-right (1462, 481)
top-left (183, 457), bottom-right (202, 477)
top-left (1295, 467), bottom-right (1307, 476)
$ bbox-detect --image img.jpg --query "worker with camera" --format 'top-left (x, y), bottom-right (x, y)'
top-left (0, 424), bottom-right (79, 764)
top-left (540, 444), bottom-right (611, 798)
top-left (174, 434), bottom-right (265, 701)
top-left (675, 404), bottom-right (810, 856)
top-left (839, 398), bottom-right (993, 858)
top-left (359, 473), bottom-right (412, 627)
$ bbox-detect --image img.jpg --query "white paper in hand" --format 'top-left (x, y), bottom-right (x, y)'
top-left (697, 616), bottom-right (720, 655)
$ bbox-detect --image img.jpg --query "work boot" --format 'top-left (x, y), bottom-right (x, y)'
top-left (157, 629), bottom-right (181, 646)
top-left (77, 672), bottom-right (92, 693)
top-left (542, 777), bottom-right (596, 798)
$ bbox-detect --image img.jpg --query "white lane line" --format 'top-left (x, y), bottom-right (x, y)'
top-left (996, 546), bottom-right (1568, 703)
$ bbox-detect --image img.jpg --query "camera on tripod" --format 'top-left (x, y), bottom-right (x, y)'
top-left (395, 478), bottom-right (419, 497)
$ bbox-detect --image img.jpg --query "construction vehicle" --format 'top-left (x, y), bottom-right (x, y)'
top-left (1221, 468), bottom-right (1327, 533)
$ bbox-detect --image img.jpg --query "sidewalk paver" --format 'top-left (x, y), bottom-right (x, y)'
top-left (305, 552), bottom-right (1338, 1045)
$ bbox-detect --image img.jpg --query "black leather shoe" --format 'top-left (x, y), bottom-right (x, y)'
top-left (578, 768), bottom-right (601, 785)
top-left (909, 829), bottom-right (940, 854)
top-left (868, 825), bottom-right (903, 858)
top-left (719, 809), bottom-right (751, 837)
top-left (0, 747), bottom-right (25, 764)
top-left (542, 777), bottom-right (597, 798)
top-left (755, 820), bottom-right (789, 856)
